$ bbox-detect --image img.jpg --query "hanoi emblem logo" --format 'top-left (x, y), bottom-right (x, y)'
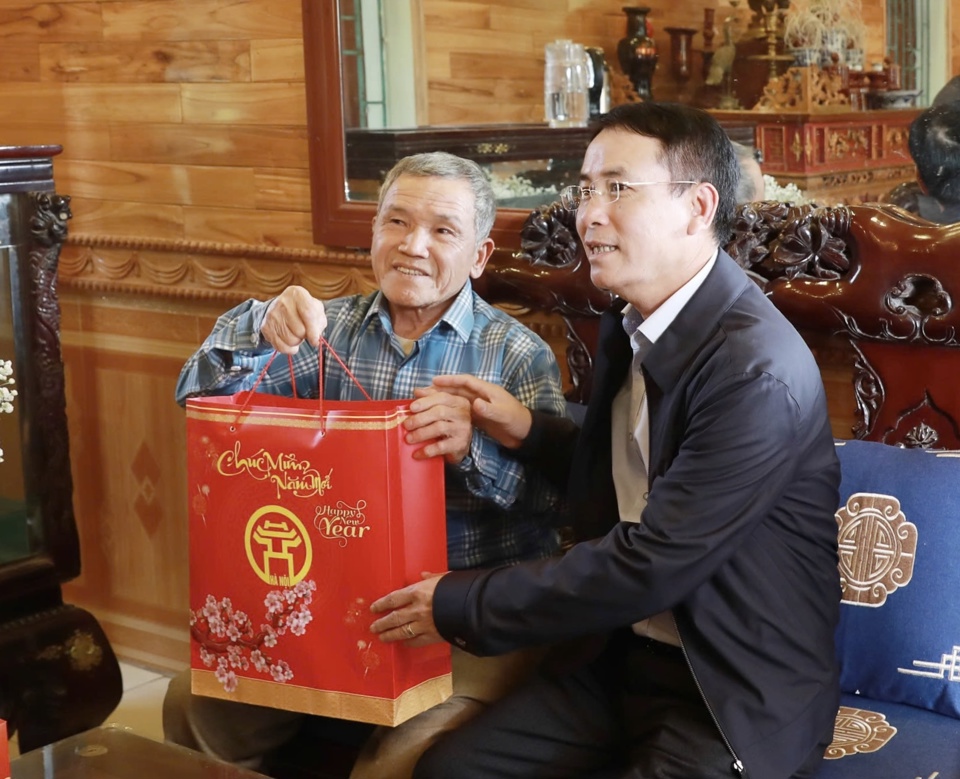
top-left (245, 505), bottom-right (313, 587)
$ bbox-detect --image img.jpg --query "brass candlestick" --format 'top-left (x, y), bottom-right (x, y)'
top-left (748, 0), bottom-right (793, 81)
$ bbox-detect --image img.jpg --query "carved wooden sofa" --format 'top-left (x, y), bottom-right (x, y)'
top-left (476, 200), bottom-right (960, 778)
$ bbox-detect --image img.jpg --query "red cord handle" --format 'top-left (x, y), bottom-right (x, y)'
top-left (319, 336), bottom-right (371, 400)
top-left (233, 338), bottom-right (372, 426)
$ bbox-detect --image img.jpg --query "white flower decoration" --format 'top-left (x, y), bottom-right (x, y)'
top-left (0, 360), bottom-right (17, 464)
top-left (762, 174), bottom-right (813, 206)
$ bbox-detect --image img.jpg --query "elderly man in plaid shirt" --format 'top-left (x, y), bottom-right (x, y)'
top-left (164, 151), bottom-right (568, 779)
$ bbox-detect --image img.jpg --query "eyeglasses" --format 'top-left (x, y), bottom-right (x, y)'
top-left (559, 178), bottom-right (698, 210)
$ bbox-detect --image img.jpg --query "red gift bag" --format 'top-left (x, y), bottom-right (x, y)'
top-left (186, 351), bottom-right (451, 726)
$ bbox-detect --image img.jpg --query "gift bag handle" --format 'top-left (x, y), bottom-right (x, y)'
top-left (233, 338), bottom-right (372, 428)
top-left (317, 335), bottom-right (372, 401)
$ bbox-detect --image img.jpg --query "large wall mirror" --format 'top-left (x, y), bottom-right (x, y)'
top-left (302, 1), bottom-right (952, 255)
top-left (302, 0), bottom-right (589, 254)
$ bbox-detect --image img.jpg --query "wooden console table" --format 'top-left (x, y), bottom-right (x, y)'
top-left (713, 109), bottom-right (920, 204)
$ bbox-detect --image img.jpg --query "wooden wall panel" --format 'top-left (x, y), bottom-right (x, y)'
top-left (0, 3), bottom-right (102, 40)
top-left (58, 160), bottom-right (257, 208)
top-left (0, 121), bottom-right (112, 159)
top-left (182, 206), bottom-right (313, 247)
top-left (0, 40), bottom-right (40, 80)
top-left (101, 0), bottom-right (302, 41)
top-left (180, 83), bottom-right (307, 125)
top-left (253, 168), bottom-right (312, 211)
top-left (250, 39), bottom-right (305, 81)
top-left (39, 41), bottom-right (252, 83)
top-left (68, 199), bottom-right (186, 239)
top-left (60, 296), bottom-right (228, 672)
top-left (107, 124), bottom-right (309, 168)
top-left (0, 83), bottom-right (184, 124)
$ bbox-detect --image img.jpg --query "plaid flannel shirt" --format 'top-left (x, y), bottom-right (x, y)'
top-left (175, 283), bottom-right (567, 569)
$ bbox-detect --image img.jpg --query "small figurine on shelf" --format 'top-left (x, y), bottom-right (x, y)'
top-left (705, 14), bottom-right (742, 109)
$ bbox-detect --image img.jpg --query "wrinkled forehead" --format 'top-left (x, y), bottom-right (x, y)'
top-left (380, 175), bottom-right (474, 214)
top-left (376, 175), bottom-right (478, 241)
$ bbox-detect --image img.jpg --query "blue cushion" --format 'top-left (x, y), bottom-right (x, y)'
top-left (816, 692), bottom-right (960, 778)
top-left (833, 441), bottom-right (960, 719)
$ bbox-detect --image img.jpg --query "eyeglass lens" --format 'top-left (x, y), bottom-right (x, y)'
top-left (560, 178), bottom-right (622, 209)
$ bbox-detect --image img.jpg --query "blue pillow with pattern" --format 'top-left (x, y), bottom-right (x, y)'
top-left (833, 440), bottom-right (960, 719)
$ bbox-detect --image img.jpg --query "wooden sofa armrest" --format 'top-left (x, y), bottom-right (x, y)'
top-left (735, 203), bottom-right (960, 447)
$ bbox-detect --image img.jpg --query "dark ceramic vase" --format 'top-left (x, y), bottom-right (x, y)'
top-left (617, 6), bottom-right (658, 100)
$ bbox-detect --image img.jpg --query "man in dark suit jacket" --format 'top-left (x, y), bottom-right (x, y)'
top-left (371, 102), bottom-right (842, 779)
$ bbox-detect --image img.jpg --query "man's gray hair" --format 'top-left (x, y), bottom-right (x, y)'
top-left (377, 152), bottom-right (497, 244)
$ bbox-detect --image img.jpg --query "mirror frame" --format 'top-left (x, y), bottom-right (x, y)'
top-left (302, 0), bottom-right (532, 254)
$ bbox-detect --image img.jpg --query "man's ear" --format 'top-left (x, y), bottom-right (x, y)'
top-left (470, 237), bottom-right (496, 278)
top-left (688, 182), bottom-right (720, 236)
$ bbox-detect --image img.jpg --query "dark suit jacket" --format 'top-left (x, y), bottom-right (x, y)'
top-left (433, 252), bottom-right (841, 779)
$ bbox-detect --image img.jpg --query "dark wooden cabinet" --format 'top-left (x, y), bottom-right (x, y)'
top-left (344, 121), bottom-right (757, 210)
top-left (0, 146), bottom-right (122, 752)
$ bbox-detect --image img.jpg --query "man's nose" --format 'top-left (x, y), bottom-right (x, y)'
top-left (579, 196), bottom-right (610, 227)
top-left (399, 226), bottom-right (430, 255)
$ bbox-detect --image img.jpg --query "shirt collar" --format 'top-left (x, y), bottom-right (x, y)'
top-left (362, 281), bottom-right (476, 343)
top-left (621, 250), bottom-right (719, 350)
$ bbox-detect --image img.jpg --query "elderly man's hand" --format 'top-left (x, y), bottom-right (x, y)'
top-left (404, 388), bottom-right (473, 463)
top-left (261, 286), bottom-right (328, 355)
top-left (430, 374), bottom-right (533, 449)
top-left (370, 574), bottom-right (444, 647)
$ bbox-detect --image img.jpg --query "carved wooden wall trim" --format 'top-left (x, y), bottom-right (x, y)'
top-left (56, 233), bottom-right (571, 391)
top-left (59, 234), bottom-right (377, 302)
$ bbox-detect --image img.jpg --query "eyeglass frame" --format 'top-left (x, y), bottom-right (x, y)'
top-left (559, 178), bottom-right (699, 210)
